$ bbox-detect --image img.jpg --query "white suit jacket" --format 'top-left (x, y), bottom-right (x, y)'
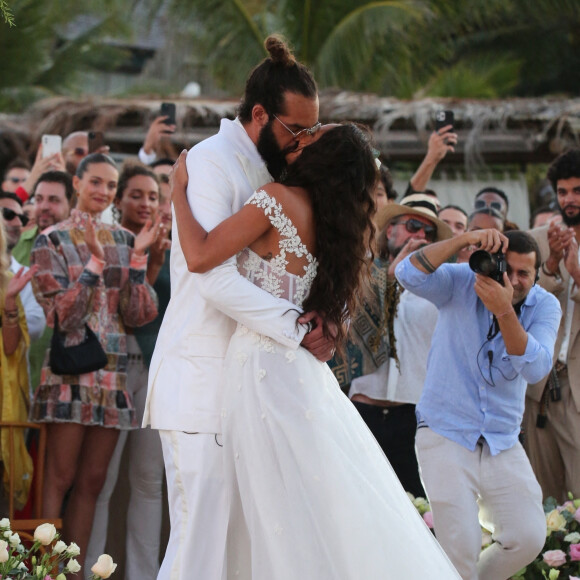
top-left (143, 118), bottom-right (307, 433)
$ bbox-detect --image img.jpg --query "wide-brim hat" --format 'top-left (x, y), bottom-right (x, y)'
top-left (375, 193), bottom-right (453, 241)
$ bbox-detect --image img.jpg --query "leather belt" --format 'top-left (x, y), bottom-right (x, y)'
top-left (351, 394), bottom-right (404, 408)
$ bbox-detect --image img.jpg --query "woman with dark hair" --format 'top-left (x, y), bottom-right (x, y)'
top-left (88, 162), bottom-right (169, 578)
top-left (30, 153), bottom-right (159, 568)
top-left (170, 124), bottom-right (460, 578)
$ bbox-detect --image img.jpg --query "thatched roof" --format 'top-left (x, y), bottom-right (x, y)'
top-left (1, 93), bottom-right (580, 171)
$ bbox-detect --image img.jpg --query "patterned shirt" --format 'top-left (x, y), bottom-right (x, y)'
top-left (30, 209), bottom-right (158, 428)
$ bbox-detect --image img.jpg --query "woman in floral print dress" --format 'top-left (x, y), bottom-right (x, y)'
top-left (30, 153), bottom-right (159, 568)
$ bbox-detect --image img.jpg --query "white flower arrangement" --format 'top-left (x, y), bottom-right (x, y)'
top-left (0, 519), bottom-right (116, 579)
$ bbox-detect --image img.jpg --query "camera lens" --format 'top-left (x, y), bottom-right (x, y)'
top-left (469, 250), bottom-right (498, 275)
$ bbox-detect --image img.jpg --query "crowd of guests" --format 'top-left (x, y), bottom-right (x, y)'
top-left (0, 105), bottom-right (578, 579)
top-left (0, 120), bottom-right (175, 577)
top-left (330, 144), bottom-right (580, 578)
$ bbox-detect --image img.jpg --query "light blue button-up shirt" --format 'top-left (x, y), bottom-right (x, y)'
top-left (395, 257), bottom-right (561, 455)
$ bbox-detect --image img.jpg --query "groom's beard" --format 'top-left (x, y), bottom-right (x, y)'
top-left (257, 120), bottom-right (298, 181)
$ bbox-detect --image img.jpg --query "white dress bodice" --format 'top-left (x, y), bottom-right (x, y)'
top-left (236, 189), bottom-right (317, 309)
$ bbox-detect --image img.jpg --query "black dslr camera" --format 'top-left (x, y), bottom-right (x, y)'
top-left (469, 250), bottom-right (507, 285)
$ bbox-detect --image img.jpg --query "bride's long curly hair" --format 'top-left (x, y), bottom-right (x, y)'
top-left (281, 123), bottom-right (377, 349)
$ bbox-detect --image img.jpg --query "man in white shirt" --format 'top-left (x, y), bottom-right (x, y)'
top-left (144, 36), bottom-right (332, 580)
top-left (346, 194), bottom-right (451, 497)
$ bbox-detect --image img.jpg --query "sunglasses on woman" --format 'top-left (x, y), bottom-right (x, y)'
top-left (394, 218), bottom-right (436, 241)
top-left (1, 207), bottom-right (29, 226)
top-left (474, 199), bottom-right (503, 212)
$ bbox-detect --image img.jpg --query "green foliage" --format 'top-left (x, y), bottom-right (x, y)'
top-left (4, 0), bottom-right (580, 104)
top-left (0, 0), bottom-right (14, 26)
top-left (158, 0), bottom-right (580, 99)
top-left (420, 56), bottom-right (522, 99)
top-left (0, 0), bottom-right (132, 111)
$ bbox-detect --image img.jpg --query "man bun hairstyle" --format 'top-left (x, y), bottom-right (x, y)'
top-left (238, 34), bottom-right (317, 123)
top-left (265, 35), bottom-right (296, 67)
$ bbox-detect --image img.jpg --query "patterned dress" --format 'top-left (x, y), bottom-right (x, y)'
top-left (29, 209), bottom-right (158, 429)
top-left (222, 190), bottom-right (460, 579)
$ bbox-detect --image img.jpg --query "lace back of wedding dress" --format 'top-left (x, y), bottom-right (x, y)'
top-left (224, 188), bottom-right (461, 580)
top-left (236, 189), bottom-right (317, 309)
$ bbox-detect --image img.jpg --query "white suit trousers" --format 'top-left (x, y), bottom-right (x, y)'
top-left (158, 430), bottom-right (228, 580)
top-left (416, 427), bottom-right (545, 580)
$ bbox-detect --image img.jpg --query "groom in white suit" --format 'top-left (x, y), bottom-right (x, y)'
top-left (143, 37), bottom-right (331, 580)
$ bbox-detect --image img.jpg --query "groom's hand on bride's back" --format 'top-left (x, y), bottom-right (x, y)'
top-left (298, 312), bottom-right (338, 362)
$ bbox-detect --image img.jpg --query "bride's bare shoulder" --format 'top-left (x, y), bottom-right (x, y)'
top-left (258, 182), bottom-right (308, 204)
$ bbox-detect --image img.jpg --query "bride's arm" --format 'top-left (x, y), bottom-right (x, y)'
top-left (171, 150), bottom-right (272, 273)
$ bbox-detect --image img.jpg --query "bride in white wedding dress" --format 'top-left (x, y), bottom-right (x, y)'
top-left (171, 123), bottom-right (460, 579)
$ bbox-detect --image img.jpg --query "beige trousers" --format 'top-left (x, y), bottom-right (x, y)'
top-left (416, 427), bottom-right (545, 580)
top-left (524, 369), bottom-right (580, 502)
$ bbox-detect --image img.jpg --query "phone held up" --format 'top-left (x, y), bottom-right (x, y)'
top-left (435, 110), bottom-right (454, 132)
top-left (160, 102), bottom-right (176, 126)
top-left (88, 131), bottom-right (105, 154)
top-left (42, 134), bottom-right (62, 159)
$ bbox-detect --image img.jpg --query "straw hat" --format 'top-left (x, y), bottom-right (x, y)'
top-left (375, 193), bottom-right (453, 241)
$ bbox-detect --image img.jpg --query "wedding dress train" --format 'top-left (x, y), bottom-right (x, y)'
top-left (221, 189), bottom-right (460, 579)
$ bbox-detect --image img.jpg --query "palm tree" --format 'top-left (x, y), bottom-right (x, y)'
top-left (161, 0), bottom-right (580, 99)
top-left (163, 0), bottom-right (430, 96)
top-left (0, 0), bottom-right (132, 111)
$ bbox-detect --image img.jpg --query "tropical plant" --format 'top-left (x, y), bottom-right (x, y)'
top-left (1, 0), bottom-right (14, 26)
top-left (0, 0), bottom-right (132, 111)
top-left (159, 0), bottom-right (430, 96)
top-left (156, 0), bottom-right (580, 99)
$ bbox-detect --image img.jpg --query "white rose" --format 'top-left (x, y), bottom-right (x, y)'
top-left (0, 518), bottom-right (10, 528)
top-left (565, 532), bottom-right (580, 544)
top-left (3, 531), bottom-right (11, 538)
top-left (33, 523), bottom-right (57, 545)
top-left (53, 540), bottom-right (67, 554)
top-left (8, 532), bottom-right (20, 547)
top-left (66, 542), bottom-right (80, 556)
top-left (0, 540), bottom-right (9, 563)
top-left (66, 558), bottom-right (81, 573)
top-left (91, 554), bottom-right (117, 579)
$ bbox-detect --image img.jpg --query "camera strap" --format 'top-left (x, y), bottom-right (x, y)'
top-left (486, 299), bottom-right (525, 341)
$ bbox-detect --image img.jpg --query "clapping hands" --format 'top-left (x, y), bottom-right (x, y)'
top-left (5, 266), bottom-right (38, 303)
